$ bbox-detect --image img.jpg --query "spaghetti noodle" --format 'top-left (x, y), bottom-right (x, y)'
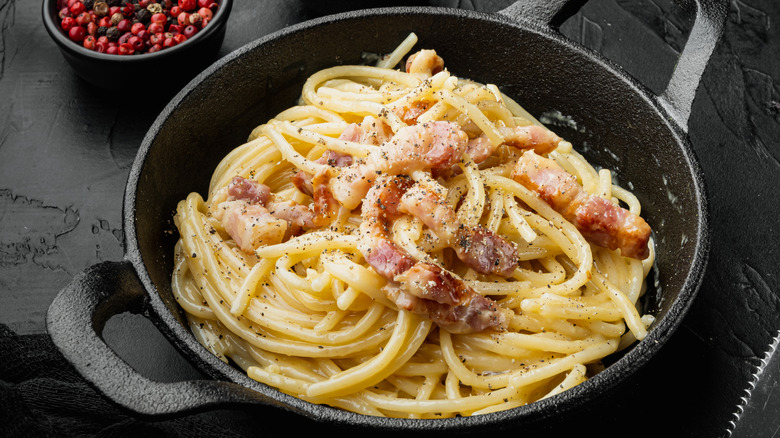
top-left (171, 33), bottom-right (655, 418)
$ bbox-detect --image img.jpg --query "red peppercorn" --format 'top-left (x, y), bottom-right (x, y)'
top-left (61, 16), bottom-right (76, 31)
top-left (149, 32), bottom-right (164, 45)
top-left (59, 7), bottom-right (72, 18)
top-left (69, 1), bottom-right (86, 16)
top-left (128, 36), bottom-right (145, 51)
top-left (99, 16), bottom-right (112, 27)
top-left (76, 11), bottom-right (92, 25)
top-left (170, 6), bottom-right (181, 16)
top-left (147, 22), bottom-right (164, 34)
top-left (118, 42), bottom-right (134, 55)
top-left (95, 41), bottom-right (108, 52)
top-left (118, 31), bottom-right (132, 44)
top-left (197, 0), bottom-right (213, 8)
top-left (131, 22), bottom-right (145, 35)
top-left (182, 24), bottom-right (198, 38)
top-left (148, 43), bottom-right (162, 53)
top-left (117, 18), bottom-right (132, 32)
top-left (87, 21), bottom-right (98, 35)
top-left (150, 12), bottom-right (167, 24)
top-left (68, 25), bottom-right (87, 42)
top-left (163, 36), bottom-right (176, 48)
top-left (173, 33), bottom-right (187, 45)
top-left (197, 7), bottom-right (212, 21)
top-left (179, 0), bottom-right (197, 12)
top-left (177, 12), bottom-right (189, 26)
top-left (83, 35), bottom-right (97, 50)
top-left (168, 24), bottom-right (182, 34)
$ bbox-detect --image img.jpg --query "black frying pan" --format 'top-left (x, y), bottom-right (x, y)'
top-left (46, 0), bottom-right (725, 433)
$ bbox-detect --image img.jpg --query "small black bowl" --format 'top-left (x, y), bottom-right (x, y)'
top-left (42, 0), bottom-right (233, 91)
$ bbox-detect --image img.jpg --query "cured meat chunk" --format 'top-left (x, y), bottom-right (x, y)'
top-left (368, 121), bottom-right (468, 174)
top-left (323, 121), bottom-right (470, 211)
top-left (512, 151), bottom-right (651, 259)
top-left (465, 125), bottom-right (562, 164)
top-left (228, 176), bottom-right (271, 204)
top-left (220, 201), bottom-right (287, 252)
top-left (398, 183), bottom-right (518, 277)
top-left (405, 49), bottom-right (445, 77)
top-left (220, 176), bottom-right (323, 250)
top-left (386, 280), bottom-right (508, 334)
top-left (360, 175), bottom-right (507, 333)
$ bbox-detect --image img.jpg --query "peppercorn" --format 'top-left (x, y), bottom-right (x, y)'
top-left (146, 3), bottom-right (163, 14)
top-left (93, 1), bottom-right (109, 16)
top-left (83, 0), bottom-right (95, 10)
top-left (105, 26), bottom-right (121, 41)
top-left (135, 8), bottom-right (151, 23)
top-left (96, 25), bottom-right (108, 36)
top-left (106, 0), bottom-right (120, 6)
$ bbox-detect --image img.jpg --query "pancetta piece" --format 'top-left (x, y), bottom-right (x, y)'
top-left (360, 175), bottom-right (508, 333)
top-left (398, 183), bottom-right (518, 277)
top-left (405, 49), bottom-right (445, 77)
top-left (512, 151), bottom-right (651, 260)
top-left (465, 125), bottom-right (562, 164)
top-left (219, 176), bottom-right (323, 251)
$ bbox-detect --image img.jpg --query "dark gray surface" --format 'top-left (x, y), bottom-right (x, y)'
top-left (1, 0), bottom-right (778, 437)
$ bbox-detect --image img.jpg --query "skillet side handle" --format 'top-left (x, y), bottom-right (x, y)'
top-left (500, 0), bottom-right (728, 134)
top-left (498, 0), bottom-right (589, 29)
top-left (46, 260), bottom-right (271, 417)
top-left (658, 0), bottom-right (728, 133)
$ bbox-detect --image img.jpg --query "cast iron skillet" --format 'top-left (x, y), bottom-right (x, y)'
top-left (46, 0), bottom-right (725, 433)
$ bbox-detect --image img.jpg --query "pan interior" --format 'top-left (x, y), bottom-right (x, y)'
top-left (127, 7), bottom-right (705, 425)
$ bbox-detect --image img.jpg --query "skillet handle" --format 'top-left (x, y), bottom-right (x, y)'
top-left (499, 0), bottom-right (728, 133)
top-left (46, 260), bottom-right (272, 417)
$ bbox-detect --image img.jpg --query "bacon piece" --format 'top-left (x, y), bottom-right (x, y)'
top-left (220, 176), bottom-right (325, 251)
top-left (265, 200), bottom-right (320, 229)
top-left (318, 121), bottom-right (469, 211)
top-left (398, 184), bottom-right (518, 277)
top-left (386, 273), bottom-right (509, 334)
top-left (292, 150), bottom-right (355, 197)
top-left (393, 99), bottom-right (435, 125)
top-left (338, 116), bottom-right (394, 145)
top-left (465, 125), bottom-right (562, 164)
top-left (405, 49), bottom-right (445, 77)
top-left (293, 117), bottom-right (391, 208)
top-left (228, 176), bottom-right (271, 204)
top-left (220, 201), bottom-right (287, 252)
top-left (360, 175), bottom-right (507, 333)
top-left (369, 121), bottom-right (469, 174)
top-left (512, 151), bottom-right (651, 259)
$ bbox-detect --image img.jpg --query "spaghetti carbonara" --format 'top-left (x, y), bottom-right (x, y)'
top-left (171, 33), bottom-right (655, 418)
